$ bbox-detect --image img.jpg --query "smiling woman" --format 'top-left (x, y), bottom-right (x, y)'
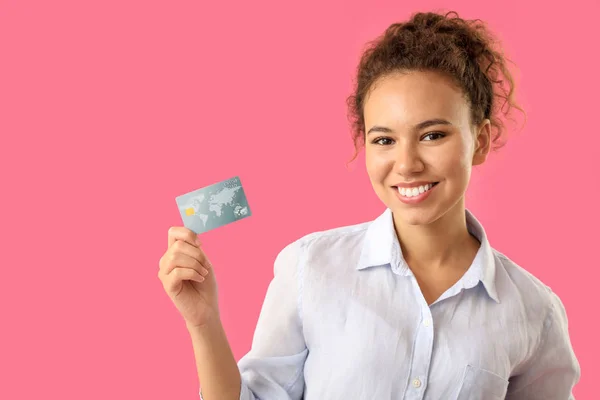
top-left (158, 10), bottom-right (581, 400)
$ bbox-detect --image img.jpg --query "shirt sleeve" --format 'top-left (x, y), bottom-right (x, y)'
top-left (200, 239), bottom-right (309, 400)
top-left (506, 291), bottom-right (581, 399)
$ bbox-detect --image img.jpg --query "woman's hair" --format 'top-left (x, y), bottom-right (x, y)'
top-left (346, 10), bottom-right (525, 163)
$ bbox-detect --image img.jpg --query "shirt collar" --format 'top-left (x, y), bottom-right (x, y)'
top-left (356, 208), bottom-right (499, 303)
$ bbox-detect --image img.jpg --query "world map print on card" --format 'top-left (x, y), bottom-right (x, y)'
top-left (175, 176), bottom-right (252, 234)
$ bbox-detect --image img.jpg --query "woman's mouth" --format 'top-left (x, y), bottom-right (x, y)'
top-left (393, 182), bottom-right (439, 204)
top-left (397, 182), bottom-right (438, 197)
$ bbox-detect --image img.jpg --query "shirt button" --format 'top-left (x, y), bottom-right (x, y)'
top-left (413, 378), bottom-right (422, 388)
top-left (423, 319), bottom-right (431, 327)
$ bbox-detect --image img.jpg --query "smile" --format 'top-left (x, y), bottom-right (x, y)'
top-left (397, 183), bottom-right (438, 197)
top-left (393, 182), bottom-right (439, 204)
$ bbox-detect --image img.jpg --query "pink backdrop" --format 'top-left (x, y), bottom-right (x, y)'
top-left (1, 0), bottom-right (597, 398)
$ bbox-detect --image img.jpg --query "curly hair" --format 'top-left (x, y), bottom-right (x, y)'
top-left (346, 10), bottom-right (526, 163)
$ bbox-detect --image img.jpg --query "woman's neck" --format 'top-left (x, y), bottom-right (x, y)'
top-left (393, 201), bottom-right (479, 271)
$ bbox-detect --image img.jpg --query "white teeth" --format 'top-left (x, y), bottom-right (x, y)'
top-left (397, 183), bottom-right (435, 197)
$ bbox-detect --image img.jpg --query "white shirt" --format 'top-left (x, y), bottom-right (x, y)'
top-left (203, 208), bottom-right (580, 399)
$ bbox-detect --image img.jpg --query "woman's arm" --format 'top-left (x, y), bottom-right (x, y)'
top-left (188, 319), bottom-right (242, 400)
top-left (506, 291), bottom-right (580, 399)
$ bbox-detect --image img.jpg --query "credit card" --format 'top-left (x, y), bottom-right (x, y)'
top-left (175, 176), bottom-right (252, 234)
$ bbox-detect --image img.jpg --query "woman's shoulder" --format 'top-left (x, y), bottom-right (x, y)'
top-left (492, 249), bottom-right (565, 317)
top-left (276, 218), bottom-right (374, 264)
top-left (299, 219), bottom-right (372, 248)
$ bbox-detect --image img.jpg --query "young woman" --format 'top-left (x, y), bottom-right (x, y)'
top-left (158, 10), bottom-right (580, 400)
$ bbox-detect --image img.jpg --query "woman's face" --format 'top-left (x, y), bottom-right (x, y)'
top-left (363, 70), bottom-right (491, 226)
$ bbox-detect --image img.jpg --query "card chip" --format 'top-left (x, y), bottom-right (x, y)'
top-left (185, 207), bottom-right (195, 216)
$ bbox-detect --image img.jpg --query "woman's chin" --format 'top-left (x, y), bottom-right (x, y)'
top-left (393, 208), bottom-right (440, 226)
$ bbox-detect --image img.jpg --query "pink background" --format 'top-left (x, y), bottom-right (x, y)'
top-left (1, 0), bottom-right (597, 398)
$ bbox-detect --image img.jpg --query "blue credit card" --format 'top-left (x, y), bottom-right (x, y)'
top-left (175, 176), bottom-right (252, 234)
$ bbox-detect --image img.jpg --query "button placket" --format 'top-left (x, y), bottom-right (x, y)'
top-left (405, 278), bottom-right (435, 399)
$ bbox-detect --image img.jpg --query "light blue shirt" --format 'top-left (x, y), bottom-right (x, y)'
top-left (203, 208), bottom-right (580, 399)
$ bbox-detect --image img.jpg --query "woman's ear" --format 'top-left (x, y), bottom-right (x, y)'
top-left (473, 119), bottom-right (492, 166)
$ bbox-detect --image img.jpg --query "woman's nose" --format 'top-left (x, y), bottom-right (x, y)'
top-left (393, 141), bottom-right (425, 176)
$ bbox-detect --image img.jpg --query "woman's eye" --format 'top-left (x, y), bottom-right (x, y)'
top-left (374, 137), bottom-right (394, 145)
top-left (422, 132), bottom-right (445, 141)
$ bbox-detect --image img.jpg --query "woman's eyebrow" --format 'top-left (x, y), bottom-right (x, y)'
top-left (366, 118), bottom-right (452, 135)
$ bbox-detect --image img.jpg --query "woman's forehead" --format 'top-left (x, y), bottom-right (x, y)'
top-left (364, 72), bottom-right (470, 129)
